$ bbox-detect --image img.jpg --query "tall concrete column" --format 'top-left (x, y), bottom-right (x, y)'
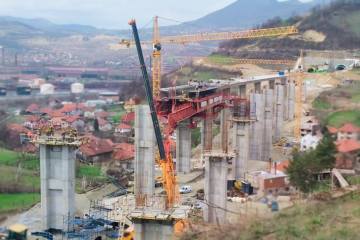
top-left (238, 85), bottom-right (246, 98)
top-left (201, 110), bottom-right (213, 154)
top-left (249, 93), bottom-right (264, 161)
top-left (204, 155), bottom-right (227, 224)
top-left (220, 108), bottom-right (230, 153)
top-left (176, 120), bottom-right (192, 173)
top-left (263, 89), bottom-right (274, 162)
top-left (288, 81), bottom-right (295, 120)
top-left (254, 82), bottom-right (261, 93)
top-left (40, 144), bottom-right (76, 230)
top-left (135, 105), bottom-right (155, 206)
top-left (273, 84), bottom-right (284, 143)
top-left (233, 121), bottom-right (250, 179)
top-left (283, 82), bottom-right (289, 121)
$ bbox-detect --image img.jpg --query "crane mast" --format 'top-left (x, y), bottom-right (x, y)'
top-left (294, 50), bottom-right (304, 141)
top-left (152, 16), bottom-right (162, 98)
top-left (129, 19), bottom-right (177, 208)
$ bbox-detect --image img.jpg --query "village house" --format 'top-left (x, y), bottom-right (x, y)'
top-left (115, 123), bottom-right (132, 135)
top-left (300, 116), bottom-right (320, 137)
top-left (328, 123), bottom-right (360, 173)
top-left (300, 133), bottom-right (322, 151)
top-left (97, 118), bottom-right (112, 132)
top-left (25, 103), bottom-right (40, 115)
top-left (112, 143), bottom-right (135, 169)
top-left (78, 136), bottom-right (113, 163)
top-left (335, 139), bottom-right (360, 172)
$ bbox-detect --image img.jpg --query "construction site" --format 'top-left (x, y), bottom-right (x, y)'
top-left (2, 1), bottom-right (360, 239)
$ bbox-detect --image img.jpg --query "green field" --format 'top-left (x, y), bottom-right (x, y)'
top-left (312, 98), bottom-right (331, 110)
top-left (326, 110), bottom-right (360, 127)
top-left (77, 164), bottom-right (103, 178)
top-left (0, 193), bottom-right (40, 213)
top-left (0, 166), bottom-right (40, 193)
top-left (207, 54), bottom-right (238, 65)
top-left (0, 148), bottom-right (39, 171)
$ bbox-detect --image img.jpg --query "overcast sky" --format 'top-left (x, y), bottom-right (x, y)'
top-left (0, 0), bottom-right (314, 29)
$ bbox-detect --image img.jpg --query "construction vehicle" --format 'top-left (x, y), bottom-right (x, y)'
top-left (129, 19), bottom-right (178, 209)
top-left (122, 16), bottom-right (298, 98)
top-left (0, 224), bottom-right (53, 240)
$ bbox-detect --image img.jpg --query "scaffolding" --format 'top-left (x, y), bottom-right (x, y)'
top-left (62, 200), bottom-right (124, 240)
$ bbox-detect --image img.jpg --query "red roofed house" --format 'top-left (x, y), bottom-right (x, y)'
top-left (59, 103), bottom-right (84, 115)
top-left (112, 143), bottom-right (135, 169)
top-left (336, 139), bottom-right (360, 172)
top-left (23, 115), bottom-right (40, 130)
top-left (63, 115), bottom-right (85, 132)
top-left (5, 123), bottom-right (32, 149)
top-left (97, 118), bottom-right (112, 132)
top-left (25, 103), bottom-right (40, 114)
top-left (78, 136), bottom-right (114, 163)
top-left (115, 123), bottom-right (132, 135)
top-left (337, 123), bottom-right (360, 141)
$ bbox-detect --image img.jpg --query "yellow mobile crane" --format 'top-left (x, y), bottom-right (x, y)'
top-left (121, 16), bottom-right (298, 98)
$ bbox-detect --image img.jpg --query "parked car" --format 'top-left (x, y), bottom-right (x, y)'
top-left (179, 185), bottom-right (192, 194)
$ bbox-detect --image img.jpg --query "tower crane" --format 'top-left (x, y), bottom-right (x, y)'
top-left (294, 50), bottom-right (305, 142)
top-left (121, 16), bottom-right (299, 98)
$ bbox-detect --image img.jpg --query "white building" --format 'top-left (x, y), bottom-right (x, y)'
top-left (300, 134), bottom-right (321, 151)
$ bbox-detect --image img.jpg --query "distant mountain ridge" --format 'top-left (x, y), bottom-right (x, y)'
top-left (184, 0), bottom-right (333, 30)
top-left (0, 16), bottom-right (122, 38)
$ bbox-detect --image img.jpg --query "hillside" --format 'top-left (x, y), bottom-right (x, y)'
top-left (181, 190), bottom-right (360, 240)
top-left (218, 1), bottom-right (360, 58)
top-left (184, 0), bottom-right (330, 31)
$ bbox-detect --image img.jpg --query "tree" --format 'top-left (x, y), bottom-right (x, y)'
top-left (316, 133), bottom-right (337, 168)
top-left (287, 134), bottom-right (337, 193)
top-left (94, 119), bottom-right (99, 132)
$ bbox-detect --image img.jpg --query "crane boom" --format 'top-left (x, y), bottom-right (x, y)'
top-left (159, 26), bottom-right (298, 44)
top-left (129, 19), bottom-right (178, 209)
top-left (129, 19), bottom-right (166, 160)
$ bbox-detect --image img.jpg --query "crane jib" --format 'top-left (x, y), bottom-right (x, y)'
top-left (130, 20), bottom-right (166, 160)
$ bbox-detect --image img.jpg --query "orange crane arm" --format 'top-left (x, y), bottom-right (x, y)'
top-left (160, 26), bottom-right (298, 44)
top-left (192, 57), bottom-right (296, 66)
top-left (121, 26), bottom-right (298, 45)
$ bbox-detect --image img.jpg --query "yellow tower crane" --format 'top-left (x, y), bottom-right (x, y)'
top-left (121, 16), bottom-right (299, 98)
top-left (294, 50), bottom-right (305, 142)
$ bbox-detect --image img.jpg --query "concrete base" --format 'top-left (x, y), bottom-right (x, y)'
top-left (176, 120), bottom-right (192, 173)
top-left (135, 105), bottom-right (155, 206)
top-left (134, 220), bottom-right (174, 240)
top-left (131, 206), bottom-right (190, 240)
top-left (40, 145), bottom-right (76, 231)
top-left (204, 154), bottom-right (227, 224)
